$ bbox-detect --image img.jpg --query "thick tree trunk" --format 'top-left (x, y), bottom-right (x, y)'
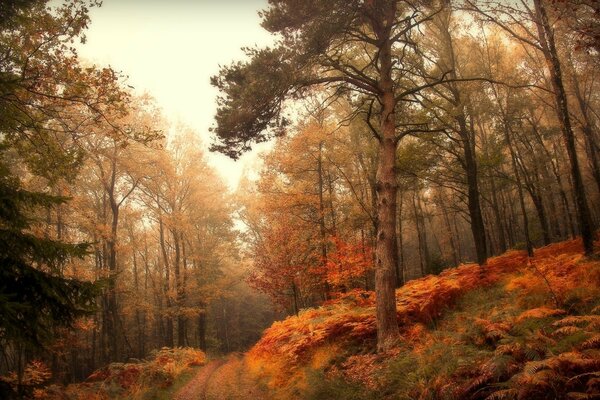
top-left (374, 30), bottom-right (400, 352)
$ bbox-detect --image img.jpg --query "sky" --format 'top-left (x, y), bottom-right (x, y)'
top-left (75, 0), bottom-right (273, 189)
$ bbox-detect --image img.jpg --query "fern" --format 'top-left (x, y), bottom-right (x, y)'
top-left (554, 326), bottom-right (583, 336)
top-left (516, 307), bottom-right (565, 322)
top-left (566, 392), bottom-right (597, 399)
top-left (523, 360), bottom-right (548, 375)
top-left (579, 335), bottom-right (600, 350)
top-left (553, 315), bottom-right (600, 328)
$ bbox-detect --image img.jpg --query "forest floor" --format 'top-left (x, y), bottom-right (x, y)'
top-left (174, 353), bottom-right (268, 400)
top-left (172, 359), bottom-right (225, 400)
top-left (24, 239), bottom-right (600, 400)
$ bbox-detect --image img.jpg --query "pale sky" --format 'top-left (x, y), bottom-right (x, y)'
top-left (75, 0), bottom-right (273, 189)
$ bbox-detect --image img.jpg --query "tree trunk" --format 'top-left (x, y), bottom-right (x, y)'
top-left (438, 8), bottom-right (488, 265)
top-left (132, 246), bottom-right (144, 358)
top-left (413, 191), bottom-right (430, 276)
top-left (317, 141), bottom-right (331, 300)
top-left (533, 0), bottom-right (594, 255)
top-left (107, 164), bottom-right (120, 361)
top-left (374, 28), bottom-right (400, 352)
top-left (571, 65), bottom-right (600, 195)
top-left (459, 114), bottom-right (488, 265)
top-left (291, 282), bottom-right (299, 316)
top-left (173, 229), bottom-right (185, 347)
top-left (504, 121), bottom-right (534, 257)
top-left (197, 308), bottom-right (207, 351)
top-left (159, 215), bottom-right (174, 348)
top-left (439, 190), bottom-right (459, 266)
top-left (396, 191), bottom-right (405, 287)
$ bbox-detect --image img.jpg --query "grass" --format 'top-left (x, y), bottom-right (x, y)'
top-left (137, 365), bottom-right (202, 400)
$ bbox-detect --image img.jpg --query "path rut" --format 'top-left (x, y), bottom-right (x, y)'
top-left (173, 359), bottom-right (225, 400)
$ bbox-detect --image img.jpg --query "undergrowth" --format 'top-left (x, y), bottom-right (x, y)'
top-left (247, 239), bottom-right (600, 400)
top-left (11, 347), bottom-right (208, 400)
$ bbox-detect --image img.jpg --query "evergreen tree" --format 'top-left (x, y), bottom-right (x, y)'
top-left (0, 152), bottom-right (98, 346)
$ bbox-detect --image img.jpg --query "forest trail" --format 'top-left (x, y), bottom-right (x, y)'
top-left (173, 359), bottom-right (225, 400)
top-left (173, 354), bottom-right (268, 400)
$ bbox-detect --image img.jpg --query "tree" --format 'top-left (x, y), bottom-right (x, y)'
top-left (0, 0), bottom-right (117, 360)
top-left (0, 156), bottom-right (98, 347)
top-left (212, 0), bottom-right (462, 352)
top-left (420, 8), bottom-right (490, 264)
top-left (466, 0), bottom-right (595, 255)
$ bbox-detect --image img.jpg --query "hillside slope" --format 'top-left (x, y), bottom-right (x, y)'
top-left (246, 239), bottom-right (600, 400)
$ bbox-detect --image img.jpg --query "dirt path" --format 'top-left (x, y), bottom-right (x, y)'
top-left (173, 359), bottom-right (226, 400)
top-left (173, 354), bottom-right (268, 400)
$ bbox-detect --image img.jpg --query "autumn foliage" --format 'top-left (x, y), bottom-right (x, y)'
top-left (246, 239), bottom-right (600, 399)
top-left (16, 347), bottom-right (206, 400)
top-left (320, 236), bottom-right (373, 290)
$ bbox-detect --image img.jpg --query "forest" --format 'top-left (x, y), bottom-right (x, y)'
top-left (0, 0), bottom-right (599, 399)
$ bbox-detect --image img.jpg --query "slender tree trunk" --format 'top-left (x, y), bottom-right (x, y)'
top-left (459, 115), bottom-right (488, 265)
top-left (453, 214), bottom-right (464, 261)
top-left (197, 307), bottom-right (207, 351)
top-left (107, 164), bottom-right (120, 361)
top-left (181, 235), bottom-right (189, 346)
top-left (489, 175), bottom-right (507, 254)
top-left (413, 191), bottom-right (425, 277)
top-left (396, 191), bottom-right (405, 287)
top-left (173, 229), bottom-right (185, 347)
top-left (132, 247), bottom-right (144, 358)
top-left (515, 130), bottom-right (552, 245)
top-left (414, 192), bottom-right (431, 276)
top-left (504, 123), bottom-right (534, 257)
top-left (327, 170), bottom-right (338, 234)
top-left (439, 190), bottom-right (459, 266)
top-left (438, 9), bottom-right (488, 265)
top-left (533, 0), bottom-right (594, 255)
top-left (528, 187), bottom-right (551, 245)
top-left (571, 67), bottom-right (600, 195)
top-left (317, 141), bottom-right (331, 300)
top-left (159, 215), bottom-right (174, 347)
top-left (478, 116), bottom-right (507, 254)
top-left (291, 282), bottom-right (299, 316)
